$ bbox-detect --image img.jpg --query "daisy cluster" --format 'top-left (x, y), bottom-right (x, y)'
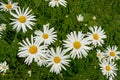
top-left (97, 46), bottom-right (120, 80)
top-left (0, 0), bottom-right (120, 80)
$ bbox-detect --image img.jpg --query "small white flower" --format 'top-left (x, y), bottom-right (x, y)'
top-left (76, 14), bottom-right (84, 22)
top-left (49, 0), bottom-right (67, 7)
top-left (46, 47), bottom-right (70, 74)
top-left (37, 55), bottom-right (47, 67)
top-left (96, 49), bottom-right (106, 61)
top-left (0, 61), bottom-right (9, 73)
top-left (93, 16), bottom-right (96, 20)
top-left (10, 7), bottom-right (36, 33)
top-left (87, 26), bottom-right (107, 47)
top-left (99, 59), bottom-right (117, 79)
top-left (104, 46), bottom-right (120, 60)
top-left (34, 23), bottom-right (57, 45)
top-left (63, 31), bottom-right (91, 59)
top-left (18, 35), bottom-right (47, 65)
top-left (0, 0), bottom-right (18, 12)
top-left (0, 23), bottom-right (6, 31)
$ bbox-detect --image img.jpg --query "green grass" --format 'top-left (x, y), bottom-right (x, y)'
top-left (0, 0), bottom-right (120, 80)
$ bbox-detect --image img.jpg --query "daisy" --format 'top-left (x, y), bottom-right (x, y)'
top-left (49, 0), bottom-right (67, 7)
top-left (0, 0), bottom-right (18, 12)
top-left (99, 59), bottom-right (117, 79)
top-left (0, 23), bottom-right (6, 31)
top-left (87, 26), bottom-right (107, 47)
top-left (10, 7), bottom-right (36, 33)
top-left (17, 35), bottom-right (47, 65)
top-left (96, 49), bottom-right (106, 62)
top-left (0, 61), bottom-right (9, 73)
top-left (46, 47), bottom-right (70, 74)
top-left (34, 23), bottom-right (57, 45)
top-left (63, 31), bottom-right (91, 59)
top-left (104, 46), bottom-right (120, 60)
top-left (76, 14), bottom-right (84, 22)
top-left (36, 55), bottom-right (47, 67)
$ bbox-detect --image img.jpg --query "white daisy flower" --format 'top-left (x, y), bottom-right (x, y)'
top-left (34, 23), bottom-right (57, 45)
top-left (104, 46), bottom-right (120, 60)
top-left (46, 47), bottom-right (70, 74)
top-left (37, 55), bottom-right (47, 67)
top-left (63, 31), bottom-right (91, 59)
top-left (99, 59), bottom-right (117, 79)
top-left (49, 0), bottom-right (67, 7)
top-left (10, 7), bottom-right (36, 33)
top-left (0, 23), bottom-right (6, 31)
top-left (76, 14), bottom-right (84, 22)
top-left (0, 61), bottom-right (9, 73)
top-left (96, 49), bottom-right (106, 61)
top-left (18, 35), bottom-right (47, 65)
top-left (0, 0), bottom-right (18, 12)
top-left (87, 26), bottom-right (107, 47)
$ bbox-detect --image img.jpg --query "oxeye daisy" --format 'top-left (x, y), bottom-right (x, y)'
top-left (96, 49), bottom-right (106, 61)
top-left (0, 0), bottom-right (18, 12)
top-left (34, 23), bottom-right (57, 45)
top-left (10, 7), bottom-right (36, 33)
top-left (18, 35), bottom-right (47, 65)
top-left (87, 26), bottom-right (107, 47)
top-left (104, 46), bottom-right (120, 60)
top-left (99, 59), bottom-right (117, 79)
top-left (46, 47), bottom-right (70, 74)
top-left (49, 0), bottom-right (67, 7)
top-left (36, 55), bottom-right (47, 67)
top-left (0, 23), bottom-right (6, 31)
top-left (76, 14), bottom-right (84, 22)
top-left (0, 61), bottom-right (9, 73)
top-left (97, 50), bottom-right (104, 61)
top-left (63, 31), bottom-right (91, 59)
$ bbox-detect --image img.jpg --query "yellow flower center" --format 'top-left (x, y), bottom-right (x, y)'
top-left (29, 45), bottom-right (38, 54)
top-left (110, 51), bottom-right (115, 57)
top-left (73, 41), bottom-right (81, 49)
top-left (2, 66), bottom-right (7, 70)
top-left (105, 65), bottom-right (111, 71)
top-left (93, 34), bottom-right (99, 40)
top-left (6, 4), bottom-right (12, 9)
top-left (18, 16), bottom-right (26, 23)
top-left (42, 33), bottom-right (49, 39)
top-left (54, 56), bottom-right (61, 63)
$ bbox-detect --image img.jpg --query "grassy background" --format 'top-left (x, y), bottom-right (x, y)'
top-left (0, 0), bottom-right (120, 80)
